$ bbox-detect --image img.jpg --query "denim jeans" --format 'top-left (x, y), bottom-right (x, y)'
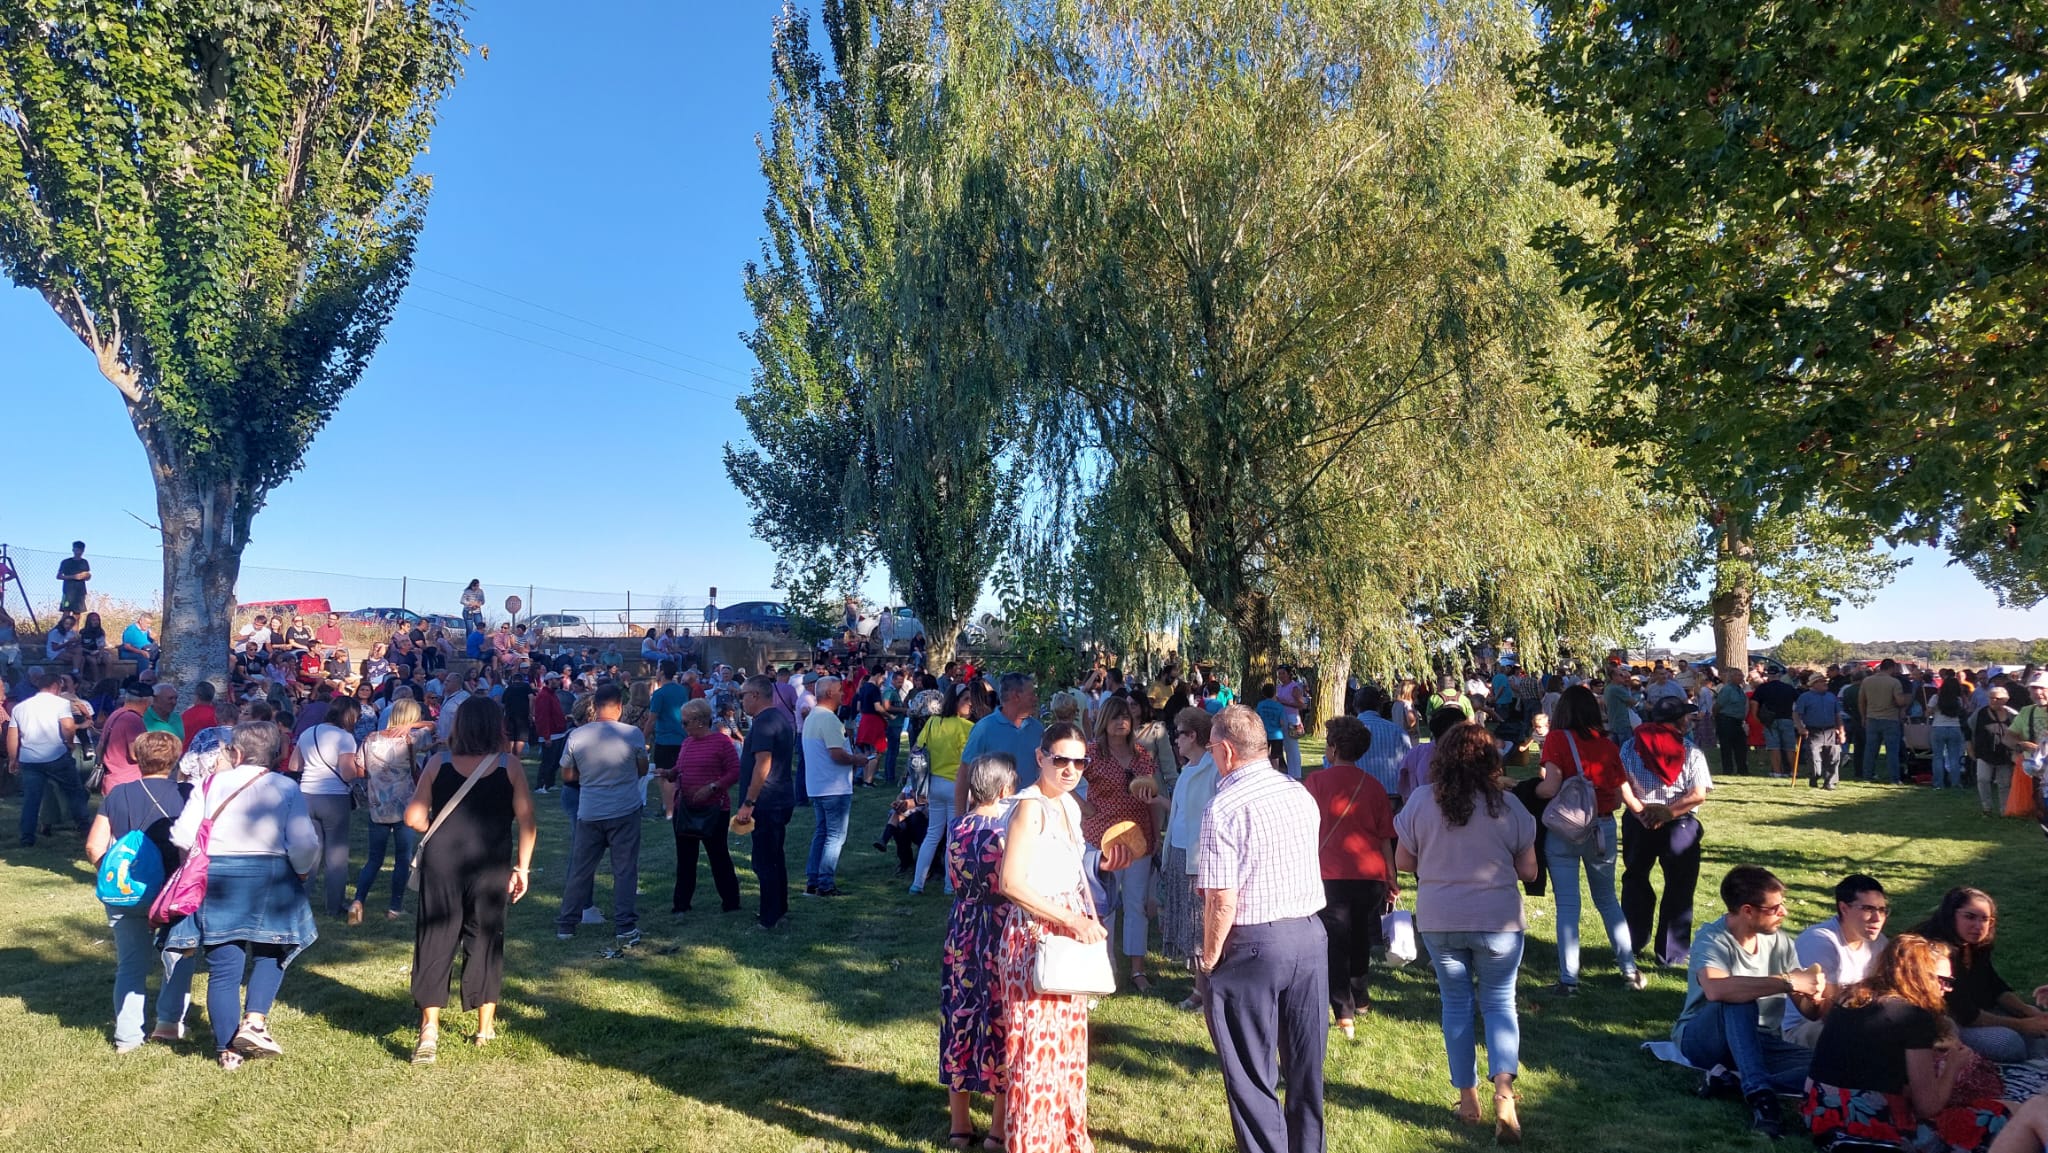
top-left (353, 820), bottom-right (421, 913)
top-left (18, 753), bottom-right (87, 845)
top-left (1546, 814), bottom-right (1635, 986)
top-left (1677, 998), bottom-right (1812, 1097)
top-left (205, 942), bottom-right (288, 1052)
top-left (1420, 930), bottom-right (1524, 1089)
top-left (107, 906), bottom-right (197, 1048)
top-left (910, 789), bottom-right (954, 895)
top-left (805, 793), bottom-right (853, 889)
top-left (554, 813), bottom-right (642, 935)
top-left (1930, 727), bottom-right (1967, 789)
top-left (1863, 717), bottom-right (1903, 782)
top-left (1958, 1023), bottom-right (2048, 1064)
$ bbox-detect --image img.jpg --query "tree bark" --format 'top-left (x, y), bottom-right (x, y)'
top-left (919, 610), bottom-right (960, 677)
top-left (150, 446), bottom-right (248, 700)
top-left (1231, 588), bottom-right (1278, 698)
top-left (1710, 518), bottom-right (1754, 674)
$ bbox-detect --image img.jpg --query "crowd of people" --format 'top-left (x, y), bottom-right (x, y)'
top-left (8, 602), bottom-right (2048, 1153)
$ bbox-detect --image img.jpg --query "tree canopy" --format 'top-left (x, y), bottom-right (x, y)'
top-left (1522, 0), bottom-right (2047, 598)
top-left (0, 0), bottom-right (469, 688)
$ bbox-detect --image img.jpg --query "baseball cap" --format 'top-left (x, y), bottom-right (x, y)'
top-left (2028, 673), bottom-right (2048, 690)
top-left (1645, 696), bottom-right (1696, 724)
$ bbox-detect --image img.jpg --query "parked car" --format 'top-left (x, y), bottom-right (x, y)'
top-left (857, 606), bottom-right (924, 644)
top-left (525, 612), bottom-right (599, 638)
top-left (421, 613), bottom-right (471, 636)
top-left (346, 607), bottom-right (423, 625)
top-left (243, 597), bottom-right (333, 618)
top-left (717, 601), bottom-right (792, 634)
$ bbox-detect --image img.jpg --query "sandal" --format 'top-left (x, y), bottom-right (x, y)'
top-left (1129, 973), bottom-right (1154, 994)
top-left (1494, 1089), bottom-right (1522, 1145)
top-left (947, 1134), bottom-right (976, 1150)
top-left (1175, 995), bottom-right (1204, 1012)
top-left (982, 1136), bottom-right (1006, 1151)
top-left (1453, 1098), bottom-right (1483, 1125)
top-left (470, 1031), bottom-right (497, 1047)
top-left (385, 909), bottom-right (404, 921)
top-left (218, 1049), bottom-right (244, 1072)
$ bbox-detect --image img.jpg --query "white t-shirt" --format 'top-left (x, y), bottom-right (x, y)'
top-left (1783, 917), bottom-right (1887, 1033)
top-left (802, 707), bottom-right (853, 799)
top-left (11, 692), bottom-right (75, 763)
top-left (296, 723), bottom-right (359, 796)
top-left (437, 690), bottom-right (471, 740)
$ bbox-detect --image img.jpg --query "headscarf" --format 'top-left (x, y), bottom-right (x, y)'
top-left (176, 725), bottom-right (236, 783)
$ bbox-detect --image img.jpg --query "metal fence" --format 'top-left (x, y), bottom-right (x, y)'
top-left (0, 543), bottom-right (777, 637)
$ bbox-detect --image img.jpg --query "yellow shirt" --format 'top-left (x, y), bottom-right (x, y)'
top-left (917, 715), bottom-right (975, 782)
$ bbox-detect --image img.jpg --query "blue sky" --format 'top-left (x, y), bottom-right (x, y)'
top-left (2, 3), bottom-right (2046, 647)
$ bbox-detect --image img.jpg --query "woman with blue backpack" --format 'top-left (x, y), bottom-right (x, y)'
top-left (85, 729), bottom-right (198, 1052)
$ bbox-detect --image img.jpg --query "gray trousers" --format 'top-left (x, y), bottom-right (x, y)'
top-left (305, 792), bottom-right (354, 918)
top-left (555, 814), bottom-right (641, 935)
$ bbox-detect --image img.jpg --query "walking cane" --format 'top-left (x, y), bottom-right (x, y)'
top-left (1791, 731), bottom-right (1805, 785)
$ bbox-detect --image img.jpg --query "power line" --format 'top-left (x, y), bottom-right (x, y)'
top-left (400, 303), bottom-right (741, 403)
top-left (416, 264), bottom-right (759, 379)
top-left (412, 284), bottom-right (752, 388)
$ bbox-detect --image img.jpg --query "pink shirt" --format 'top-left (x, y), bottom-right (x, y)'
top-left (672, 733), bottom-right (741, 809)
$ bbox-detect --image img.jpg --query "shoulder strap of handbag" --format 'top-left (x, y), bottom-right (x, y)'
top-left (1319, 770), bottom-right (1373, 852)
top-left (417, 753), bottom-right (501, 852)
top-left (203, 769), bottom-right (269, 828)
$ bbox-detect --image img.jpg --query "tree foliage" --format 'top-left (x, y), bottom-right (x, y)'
top-left (0, 0), bottom-right (468, 687)
top-left (1773, 626), bottom-right (1843, 668)
top-left (728, 0), bottom-right (1035, 665)
top-left (1010, 0), bottom-right (1685, 682)
top-left (1521, 0), bottom-right (2048, 597)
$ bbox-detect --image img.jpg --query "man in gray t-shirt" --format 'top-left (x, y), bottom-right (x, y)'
top-left (555, 685), bottom-right (650, 942)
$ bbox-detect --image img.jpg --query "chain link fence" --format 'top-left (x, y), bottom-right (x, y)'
top-left (0, 543), bottom-right (777, 637)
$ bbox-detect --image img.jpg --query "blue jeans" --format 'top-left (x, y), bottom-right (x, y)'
top-left (1546, 815), bottom-right (1636, 986)
top-left (353, 821), bottom-right (421, 913)
top-left (107, 906), bottom-right (198, 1048)
top-left (205, 942), bottom-right (287, 1052)
top-left (1677, 998), bottom-right (1811, 1097)
top-left (1421, 930), bottom-right (1524, 1088)
top-left (1863, 717), bottom-right (1903, 782)
top-left (18, 753), bottom-right (87, 845)
top-left (1930, 727), bottom-right (1967, 789)
top-left (805, 793), bottom-right (853, 889)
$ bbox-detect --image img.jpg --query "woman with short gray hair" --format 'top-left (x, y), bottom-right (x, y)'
top-left (939, 753), bottom-right (1020, 1148)
top-left (165, 722), bottom-right (320, 1070)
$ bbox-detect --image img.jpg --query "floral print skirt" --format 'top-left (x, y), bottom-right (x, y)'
top-left (1801, 1080), bottom-right (2009, 1153)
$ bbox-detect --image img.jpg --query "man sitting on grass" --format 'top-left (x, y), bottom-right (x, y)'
top-left (1782, 873), bottom-right (1891, 1048)
top-left (1673, 864), bottom-right (1826, 1139)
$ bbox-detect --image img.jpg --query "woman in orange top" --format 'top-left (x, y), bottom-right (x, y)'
top-left (1080, 695), bottom-right (1157, 993)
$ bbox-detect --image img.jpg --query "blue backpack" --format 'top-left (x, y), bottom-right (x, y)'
top-left (96, 831), bottom-right (167, 907)
top-left (95, 787), bottom-right (175, 907)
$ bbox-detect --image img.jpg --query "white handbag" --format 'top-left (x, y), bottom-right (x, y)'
top-left (1032, 931), bottom-right (1117, 997)
top-left (1029, 795), bottom-right (1118, 997)
top-left (1380, 909), bottom-right (1419, 966)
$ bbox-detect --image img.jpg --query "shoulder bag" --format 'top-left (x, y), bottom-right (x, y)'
top-left (1030, 796), bottom-right (1117, 997)
top-left (1542, 733), bottom-right (1600, 844)
top-left (407, 753), bottom-right (502, 892)
top-left (149, 770), bottom-right (268, 925)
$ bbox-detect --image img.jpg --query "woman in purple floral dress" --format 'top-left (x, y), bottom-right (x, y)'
top-left (941, 754), bottom-right (1018, 1149)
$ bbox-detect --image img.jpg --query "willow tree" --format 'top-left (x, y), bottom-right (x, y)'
top-left (0, 1), bottom-right (468, 691)
top-left (729, 0), bottom-right (1035, 667)
top-left (1016, 0), bottom-right (1666, 684)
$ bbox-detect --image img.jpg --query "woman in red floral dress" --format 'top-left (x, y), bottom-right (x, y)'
top-left (1801, 933), bottom-right (2013, 1152)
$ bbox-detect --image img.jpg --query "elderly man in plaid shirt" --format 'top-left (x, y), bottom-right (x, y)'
top-left (1198, 704), bottom-right (1330, 1153)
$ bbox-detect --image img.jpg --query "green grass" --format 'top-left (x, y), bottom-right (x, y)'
top-left (0, 762), bottom-right (2040, 1152)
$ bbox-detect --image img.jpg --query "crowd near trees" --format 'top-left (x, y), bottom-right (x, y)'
top-left (1, 1), bottom-right (2036, 690)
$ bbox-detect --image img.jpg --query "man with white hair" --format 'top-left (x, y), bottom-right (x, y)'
top-left (801, 676), bottom-right (870, 898)
top-left (1197, 704), bottom-right (1328, 1153)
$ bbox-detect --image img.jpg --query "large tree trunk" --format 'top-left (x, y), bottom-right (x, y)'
top-left (1711, 517), bottom-right (1754, 674)
top-left (919, 610), bottom-right (960, 677)
top-left (152, 454), bottom-right (248, 700)
top-left (1231, 588), bottom-right (1278, 698)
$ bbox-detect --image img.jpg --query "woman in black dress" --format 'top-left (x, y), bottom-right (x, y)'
top-left (403, 695), bottom-right (537, 1064)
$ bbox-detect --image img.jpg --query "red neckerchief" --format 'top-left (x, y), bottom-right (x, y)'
top-left (1632, 722), bottom-right (1687, 786)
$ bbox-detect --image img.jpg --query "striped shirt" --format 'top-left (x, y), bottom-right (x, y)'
top-left (1357, 710), bottom-right (1411, 794)
top-left (1198, 759), bottom-right (1325, 925)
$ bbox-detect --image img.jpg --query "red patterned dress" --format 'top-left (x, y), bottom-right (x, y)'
top-left (999, 787), bottom-right (1095, 1153)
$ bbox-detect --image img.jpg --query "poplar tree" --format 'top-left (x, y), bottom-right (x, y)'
top-left (0, 0), bottom-right (469, 690)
